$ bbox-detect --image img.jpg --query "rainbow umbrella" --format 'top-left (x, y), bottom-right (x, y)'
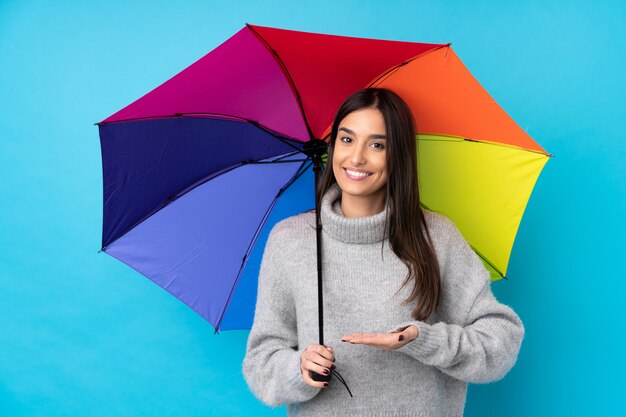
top-left (97, 24), bottom-right (551, 337)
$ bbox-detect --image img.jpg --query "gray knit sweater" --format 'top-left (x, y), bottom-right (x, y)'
top-left (242, 182), bottom-right (524, 417)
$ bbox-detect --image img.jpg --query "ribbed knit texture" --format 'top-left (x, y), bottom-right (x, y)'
top-left (243, 182), bottom-right (525, 417)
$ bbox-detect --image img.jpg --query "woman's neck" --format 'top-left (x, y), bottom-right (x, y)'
top-left (340, 192), bottom-right (386, 218)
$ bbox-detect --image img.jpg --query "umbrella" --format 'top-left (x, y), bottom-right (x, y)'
top-left (97, 23), bottom-right (550, 370)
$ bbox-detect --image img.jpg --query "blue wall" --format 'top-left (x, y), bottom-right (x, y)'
top-left (1, 1), bottom-right (624, 416)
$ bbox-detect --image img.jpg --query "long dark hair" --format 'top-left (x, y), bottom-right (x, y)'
top-left (317, 87), bottom-right (441, 321)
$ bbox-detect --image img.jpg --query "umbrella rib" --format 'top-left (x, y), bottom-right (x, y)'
top-left (280, 160), bottom-right (314, 196)
top-left (418, 202), bottom-right (507, 280)
top-left (243, 159), bottom-right (308, 164)
top-left (472, 246), bottom-right (506, 280)
top-left (246, 23), bottom-right (316, 141)
top-left (366, 43), bottom-right (451, 90)
top-left (244, 149), bottom-right (303, 164)
top-left (97, 112), bottom-right (307, 153)
top-left (98, 152), bottom-right (308, 253)
top-left (417, 134), bottom-right (554, 157)
top-left (99, 162), bottom-right (243, 252)
top-left (214, 158), bottom-right (313, 333)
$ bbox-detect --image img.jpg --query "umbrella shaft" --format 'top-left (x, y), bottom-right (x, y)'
top-left (313, 154), bottom-right (325, 347)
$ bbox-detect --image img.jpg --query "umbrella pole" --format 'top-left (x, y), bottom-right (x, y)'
top-left (313, 154), bottom-right (325, 348)
top-left (308, 140), bottom-right (332, 383)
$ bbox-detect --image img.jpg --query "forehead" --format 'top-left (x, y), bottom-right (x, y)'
top-left (339, 108), bottom-right (386, 131)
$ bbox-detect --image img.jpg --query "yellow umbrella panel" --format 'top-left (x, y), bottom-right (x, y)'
top-left (416, 134), bottom-right (549, 281)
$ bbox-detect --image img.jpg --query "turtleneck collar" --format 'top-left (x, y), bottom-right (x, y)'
top-left (319, 182), bottom-right (390, 244)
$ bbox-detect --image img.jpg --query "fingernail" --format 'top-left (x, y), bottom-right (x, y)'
top-left (323, 369), bottom-right (329, 375)
top-left (398, 335), bottom-right (405, 341)
top-left (341, 339), bottom-right (348, 342)
top-left (331, 364), bottom-right (336, 369)
top-left (328, 347), bottom-right (334, 351)
top-left (323, 382), bottom-right (329, 387)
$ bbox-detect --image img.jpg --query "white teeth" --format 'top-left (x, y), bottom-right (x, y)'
top-left (345, 169), bottom-right (370, 177)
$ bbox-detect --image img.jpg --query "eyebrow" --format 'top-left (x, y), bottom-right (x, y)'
top-left (338, 127), bottom-right (386, 139)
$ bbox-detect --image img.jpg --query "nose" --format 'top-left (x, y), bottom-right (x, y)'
top-left (350, 143), bottom-right (366, 165)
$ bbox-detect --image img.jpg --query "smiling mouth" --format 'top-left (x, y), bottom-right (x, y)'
top-left (344, 168), bottom-right (372, 178)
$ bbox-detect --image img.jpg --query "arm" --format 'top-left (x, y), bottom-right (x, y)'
top-left (242, 226), bottom-right (321, 406)
top-left (387, 219), bottom-right (525, 384)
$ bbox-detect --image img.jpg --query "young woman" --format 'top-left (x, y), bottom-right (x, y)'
top-left (243, 88), bottom-right (525, 416)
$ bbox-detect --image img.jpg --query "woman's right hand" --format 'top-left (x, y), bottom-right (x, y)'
top-left (300, 344), bottom-right (335, 388)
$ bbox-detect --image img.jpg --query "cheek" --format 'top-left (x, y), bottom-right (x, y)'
top-left (332, 148), bottom-right (347, 167)
top-left (375, 156), bottom-right (387, 177)
top-left (331, 153), bottom-right (342, 176)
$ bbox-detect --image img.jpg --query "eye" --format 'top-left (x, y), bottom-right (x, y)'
top-left (371, 142), bottom-right (385, 150)
top-left (340, 136), bottom-right (352, 143)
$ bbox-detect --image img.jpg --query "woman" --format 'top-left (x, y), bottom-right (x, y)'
top-left (243, 88), bottom-right (525, 416)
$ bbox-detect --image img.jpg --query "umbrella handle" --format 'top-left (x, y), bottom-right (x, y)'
top-left (310, 369), bottom-right (353, 397)
top-left (310, 370), bottom-right (332, 382)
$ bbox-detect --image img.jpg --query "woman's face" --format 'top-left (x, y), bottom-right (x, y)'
top-left (332, 107), bottom-right (388, 206)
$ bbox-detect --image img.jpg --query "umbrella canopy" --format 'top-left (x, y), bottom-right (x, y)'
top-left (97, 23), bottom-right (551, 333)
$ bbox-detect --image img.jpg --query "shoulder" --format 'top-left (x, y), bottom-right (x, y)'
top-left (421, 207), bottom-right (488, 282)
top-left (421, 207), bottom-right (454, 233)
top-left (420, 208), bottom-right (461, 249)
top-left (266, 210), bottom-right (317, 246)
top-left (271, 210), bottom-right (316, 233)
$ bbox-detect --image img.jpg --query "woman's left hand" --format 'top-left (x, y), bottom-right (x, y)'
top-left (341, 325), bottom-right (419, 351)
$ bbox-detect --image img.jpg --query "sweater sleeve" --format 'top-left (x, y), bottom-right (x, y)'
top-left (242, 225), bottom-right (321, 407)
top-left (386, 218), bottom-right (525, 384)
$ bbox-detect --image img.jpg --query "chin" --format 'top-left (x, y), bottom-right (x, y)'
top-left (336, 180), bottom-right (385, 198)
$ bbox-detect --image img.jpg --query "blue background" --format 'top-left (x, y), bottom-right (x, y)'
top-left (1, 0), bottom-right (624, 416)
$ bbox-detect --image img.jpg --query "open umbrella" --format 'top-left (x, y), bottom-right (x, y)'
top-left (97, 23), bottom-right (550, 356)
